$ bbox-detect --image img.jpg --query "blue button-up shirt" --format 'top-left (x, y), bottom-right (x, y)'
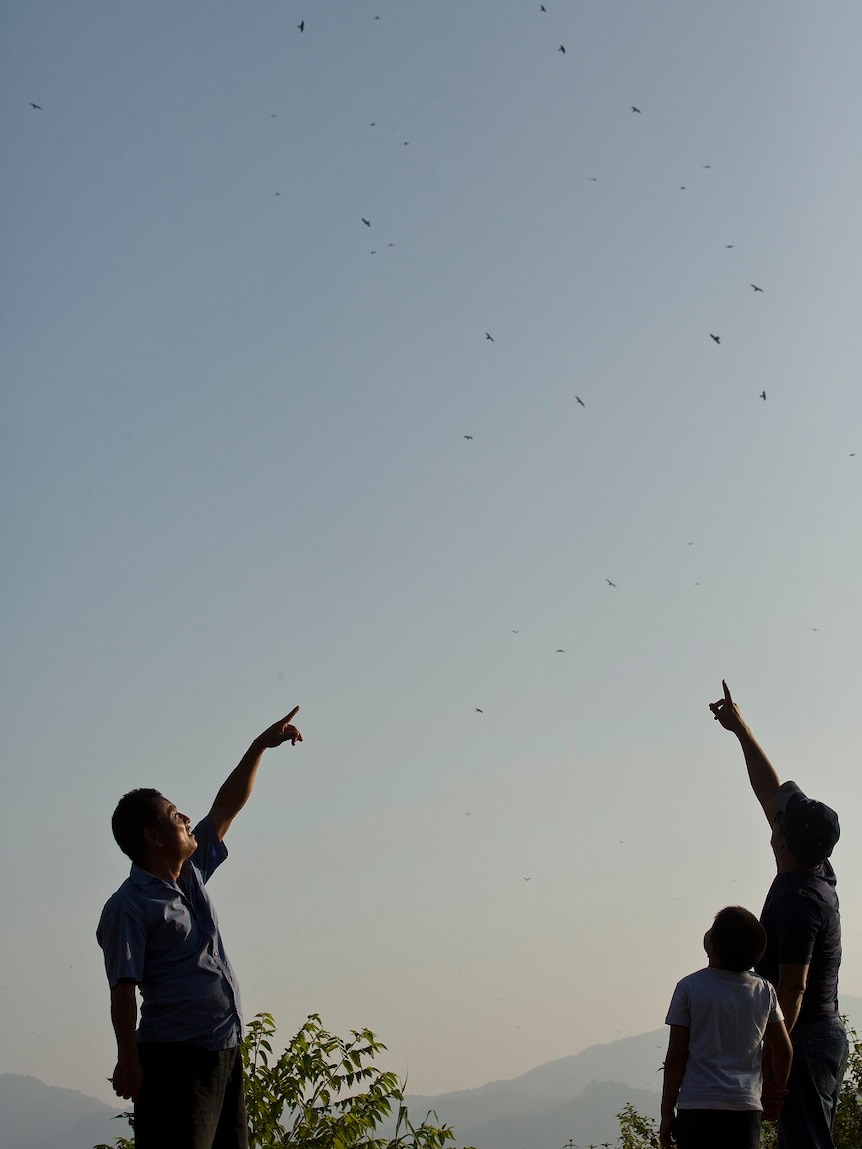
top-left (97, 816), bottom-right (243, 1049)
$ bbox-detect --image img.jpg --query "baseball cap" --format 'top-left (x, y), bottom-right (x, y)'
top-left (776, 781), bottom-right (840, 867)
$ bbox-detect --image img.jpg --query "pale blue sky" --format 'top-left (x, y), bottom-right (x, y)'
top-left (2, 1), bottom-right (861, 1106)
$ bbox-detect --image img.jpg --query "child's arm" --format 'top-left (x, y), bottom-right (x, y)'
top-left (660, 1025), bottom-right (689, 1147)
top-left (761, 1018), bottom-right (793, 1121)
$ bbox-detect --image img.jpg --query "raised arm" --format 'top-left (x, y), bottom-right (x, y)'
top-left (709, 680), bottom-right (782, 823)
top-left (208, 706), bottom-right (303, 840)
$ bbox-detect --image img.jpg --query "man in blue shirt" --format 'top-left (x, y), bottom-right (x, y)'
top-left (97, 706), bottom-right (303, 1149)
top-left (710, 682), bottom-right (848, 1149)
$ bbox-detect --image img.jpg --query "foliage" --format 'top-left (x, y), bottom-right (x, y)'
top-left (94, 1012), bottom-right (473, 1149)
top-left (831, 1020), bottom-right (862, 1149)
top-left (561, 1104), bottom-right (661, 1149)
top-left (614, 1103), bottom-right (661, 1148)
top-left (242, 1011), bottom-right (472, 1149)
top-left (93, 1109), bottom-right (134, 1149)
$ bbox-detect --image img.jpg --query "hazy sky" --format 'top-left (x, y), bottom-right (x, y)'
top-left (2, 1), bottom-right (861, 1108)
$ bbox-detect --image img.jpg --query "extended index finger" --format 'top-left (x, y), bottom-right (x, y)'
top-left (721, 679), bottom-right (733, 704)
top-left (284, 705), bottom-right (300, 724)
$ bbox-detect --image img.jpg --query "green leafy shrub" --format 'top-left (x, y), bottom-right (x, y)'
top-left (241, 1011), bottom-right (472, 1149)
top-left (96, 1012), bottom-right (472, 1149)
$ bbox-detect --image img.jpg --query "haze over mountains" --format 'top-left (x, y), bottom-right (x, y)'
top-left (406, 996), bottom-right (862, 1147)
top-left (404, 1026), bottom-right (669, 1148)
top-left (0, 1075), bottom-right (123, 1149)
top-left (3, 998), bottom-right (859, 1149)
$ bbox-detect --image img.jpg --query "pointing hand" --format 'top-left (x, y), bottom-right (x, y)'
top-left (257, 706), bottom-right (303, 748)
top-left (709, 680), bottom-right (745, 734)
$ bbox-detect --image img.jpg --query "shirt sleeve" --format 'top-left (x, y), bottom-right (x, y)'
top-left (97, 895), bottom-right (148, 988)
top-left (665, 981), bottom-right (691, 1027)
top-left (773, 887), bottom-right (823, 965)
top-left (190, 815), bottom-right (229, 883)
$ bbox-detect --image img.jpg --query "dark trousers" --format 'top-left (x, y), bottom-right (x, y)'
top-left (675, 1109), bottom-right (761, 1149)
top-left (135, 1042), bottom-right (249, 1149)
top-left (777, 1014), bottom-right (850, 1149)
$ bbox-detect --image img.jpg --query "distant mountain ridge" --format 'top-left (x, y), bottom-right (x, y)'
top-left (0, 1074), bottom-right (124, 1149)
top-left (3, 997), bottom-right (859, 1149)
top-left (405, 995), bottom-right (862, 1148)
top-left (404, 1027), bottom-right (667, 1148)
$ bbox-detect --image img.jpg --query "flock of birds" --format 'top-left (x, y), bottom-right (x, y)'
top-left (269, 6), bottom-right (836, 684)
top-left (284, 17), bottom-right (778, 423)
top-left (26, 7), bottom-right (851, 710)
top-left (28, 8), bottom-right (775, 402)
top-left (28, 80), bottom-right (774, 377)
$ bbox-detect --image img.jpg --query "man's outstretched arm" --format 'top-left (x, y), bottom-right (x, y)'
top-left (208, 706), bottom-right (303, 840)
top-left (709, 680), bottom-right (781, 823)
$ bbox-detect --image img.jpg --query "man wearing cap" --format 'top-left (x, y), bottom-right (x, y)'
top-left (710, 681), bottom-right (848, 1149)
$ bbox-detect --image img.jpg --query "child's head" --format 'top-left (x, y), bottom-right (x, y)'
top-left (704, 905), bottom-right (767, 972)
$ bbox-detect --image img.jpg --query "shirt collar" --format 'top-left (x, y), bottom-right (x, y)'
top-left (130, 863), bottom-right (179, 889)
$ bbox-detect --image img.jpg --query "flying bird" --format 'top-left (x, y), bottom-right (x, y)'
top-left (30, 102), bottom-right (42, 110)
top-left (759, 391), bottom-right (766, 401)
top-left (361, 218), bottom-right (371, 227)
top-left (631, 105), bottom-right (641, 113)
top-left (555, 649), bottom-right (565, 653)
top-left (725, 244), bottom-right (735, 249)
top-left (297, 20), bottom-right (304, 32)
top-left (463, 434), bottom-right (473, 440)
top-left (575, 396), bottom-right (585, 407)
top-left (485, 332), bottom-right (495, 341)
top-left (540, 4), bottom-right (546, 10)
top-left (606, 579), bottom-right (617, 588)
top-left (710, 334), bottom-right (721, 344)
top-left (751, 284), bottom-right (764, 292)
top-left (474, 708), bottom-right (483, 713)
top-left (558, 45), bottom-right (566, 53)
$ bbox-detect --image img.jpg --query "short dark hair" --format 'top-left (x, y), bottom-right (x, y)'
top-left (111, 788), bottom-right (165, 863)
top-left (710, 905), bottom-right (767, 972)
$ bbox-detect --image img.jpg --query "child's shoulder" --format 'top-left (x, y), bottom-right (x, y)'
top-left (673, 965), bottom-right (713, 992)
top-left (680, 965), bottom-right (714, 982)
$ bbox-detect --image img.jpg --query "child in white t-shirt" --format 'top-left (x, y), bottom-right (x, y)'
top-left (660, 905), bottom-right (792, 1149)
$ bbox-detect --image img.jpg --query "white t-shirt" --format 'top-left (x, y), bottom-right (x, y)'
top-left (665, 966), bottom-right (782, 1111)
